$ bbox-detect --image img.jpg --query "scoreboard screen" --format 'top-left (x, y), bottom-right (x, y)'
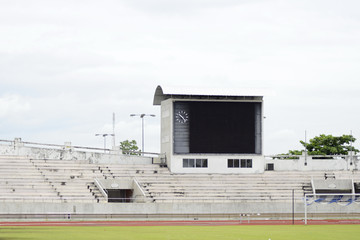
top-left (173, 101), bottom-right (262, 154)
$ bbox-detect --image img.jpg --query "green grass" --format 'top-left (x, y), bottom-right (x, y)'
top-left (0, 225), bottom-right (359, 240)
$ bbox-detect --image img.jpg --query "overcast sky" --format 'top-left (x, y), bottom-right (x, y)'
top-left (1, 0), bottom-right (360, 155)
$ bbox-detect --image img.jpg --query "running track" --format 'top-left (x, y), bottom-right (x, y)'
top-left (1, 219), bottom-right (360, 227)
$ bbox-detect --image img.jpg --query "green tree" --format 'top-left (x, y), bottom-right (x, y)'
top-left (288, 149), bottom-right (303, 155)
top-left (119, 140), bottom-right (140, 155)
top-left (275, 149), bottom-right (303, 159)
top-left (300, 134), bottom-right (358, 155)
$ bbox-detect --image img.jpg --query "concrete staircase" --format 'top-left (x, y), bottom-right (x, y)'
top-left (30, 159), bottom-right (106, 203)
top-left (1, 155), bottom-right (359, 204)
top-left (0, 156), bottom-right (59, 202)
top-left (135, 171), bottom-right (360, 203)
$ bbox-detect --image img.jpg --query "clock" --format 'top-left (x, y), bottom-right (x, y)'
top-left (175, 110), bottom-right (189, 123)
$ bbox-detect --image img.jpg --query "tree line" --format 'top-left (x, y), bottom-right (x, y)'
top-left (286, 134), bottom-right (358, 156)
top-left (119, 134), bottom-right (359, 156)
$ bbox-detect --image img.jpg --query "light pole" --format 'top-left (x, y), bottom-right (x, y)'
top-left (130, 113), bottom-right (155, 154)
top-left (95, 133), bottom-right (114, 153)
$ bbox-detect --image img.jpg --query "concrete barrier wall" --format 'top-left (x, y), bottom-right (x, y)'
top-left (265, 153), bottom-right (359, 171)
top-left (0, 202), bottom-right (359, 215)
top-left (0, 141), bottom-right (153, 165)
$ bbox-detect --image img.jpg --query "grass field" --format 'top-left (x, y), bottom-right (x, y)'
top-left (0, 225), bottom-right (360, 240)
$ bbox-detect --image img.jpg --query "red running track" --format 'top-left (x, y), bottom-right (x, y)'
top-left (1, 219), bottom-right (360, 227)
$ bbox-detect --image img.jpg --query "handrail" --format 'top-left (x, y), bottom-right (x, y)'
top-left (0, 139), bottom-right (164, 157)
top-left (0, 139), bottom-right (110, 152)
top-left (0, 197), bottom-right (143, 203)
top-left (0, 196), bottom-right (306, 203)
top-left (266, 154), bottom-right (360, 158)
top-left (311, 177), bottom-right (316, 195)
top-left (0, 197), bottom-right (102, 203)
top-left (133, 177), bottom-right (146, 198)
top-left (94, 178), bottom-right (108, 201)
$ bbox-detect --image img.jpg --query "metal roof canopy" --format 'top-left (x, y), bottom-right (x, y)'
top-left (153, 85), bottom-right (264, 105)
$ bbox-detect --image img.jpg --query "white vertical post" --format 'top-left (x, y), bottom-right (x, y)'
top-left (304, 194), bottom-right (308, 225)
top-left (292, 189), bottom-right (295, 225)
top-left (350, 130), bottom-right (353, 169)
top-left (141, 116), bottom-right (144, 154)
top-left (304, 130), bottom-right (307, 166)
top-left (130, 114), bottom-right (155, 156)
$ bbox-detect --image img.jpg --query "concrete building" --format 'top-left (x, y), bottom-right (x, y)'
top-left (153, 85), bottom-right (265, 174)
top-left (0, 85), bottom-right (359, 222)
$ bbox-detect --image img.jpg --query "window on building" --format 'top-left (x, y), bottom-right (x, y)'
top-left (241, 159), bottom-right (252, 168)
top-left (183, 159), bottom-right (207, 168)
top-left (196, 159), bottom-right (208, 168)
top-left (228, 159), bottom-right (252, 168)
top-left (228, 159), bottom-right (239, 168)
top-left (183, 159), bottom-right (194, 168)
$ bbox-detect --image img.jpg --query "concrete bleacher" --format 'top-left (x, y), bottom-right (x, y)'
top-left (102, 163), bottom-right (327, 202)
top-left (134, 171), bottom-right (360, 203)
top-left (0, 156), bottom-right (59, 202)
top-left (30, 159), bottom-right (106, 203)
top-left (98, 164), bottom-right (169, 179)
top-left (0, 156), bottom-right (108, 203)
top-left (1, 155), bottom-right (359, 204)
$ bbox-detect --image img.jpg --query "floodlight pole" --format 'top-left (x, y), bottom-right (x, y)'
top-left (130, 113), bottom-right (155, 155)
top-left (95, 133), bottom-right (114, 153)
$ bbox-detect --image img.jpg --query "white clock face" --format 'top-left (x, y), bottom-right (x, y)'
top-left (175, 110), bottom-right (189, 123)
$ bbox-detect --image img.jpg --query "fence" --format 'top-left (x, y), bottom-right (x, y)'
top-left (304, 193), bottom-right (360, 225)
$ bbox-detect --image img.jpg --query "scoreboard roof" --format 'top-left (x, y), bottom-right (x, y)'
top-left (153, 85), bottom-right (265, 105)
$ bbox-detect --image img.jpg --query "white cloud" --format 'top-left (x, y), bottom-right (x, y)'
top-left (0, 95), bottom-right (31, 118)
top-left (0, 0), bottom-right (360, 154)
top-left (122, 0), bottom-right (254, 15)
top-left (268, 129), bottom-right (297, 140)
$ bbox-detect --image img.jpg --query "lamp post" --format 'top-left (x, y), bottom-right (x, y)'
top-left (130, 113), bottom-right (155, 155)
top-left (95, 133), bottom-right (114, 153)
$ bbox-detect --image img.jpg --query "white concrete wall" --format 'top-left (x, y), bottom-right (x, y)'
top-left (0, 140), bottom-right (153, 165)
top-left (265, 153), bottom-right (359, 171)
top-left (96, 178), bottom-right (147, 203)
top-left (0, 202), bottom-right (359, 217)
top-left (170, 154), bottom-right (265, 174)
top-left (97, 179), bottom-right (133, 189)
top-left (160, 99), bottom-right (172, 169)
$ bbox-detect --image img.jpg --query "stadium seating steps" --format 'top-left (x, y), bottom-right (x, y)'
top-left (0, 155), bottom-right (359, 203)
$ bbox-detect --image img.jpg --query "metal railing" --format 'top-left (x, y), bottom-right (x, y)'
top-left (0, 139), bottom-right (165, 159)
top-left (265, 154), bottom-right (360, 160)
top-left (0, 196), bottom-right (143, 203)
top-left (133, 177), bottom-right (147, 198)
top-left (304, 193), bottom-right (360, 225)
top-left (0, 196), bottom-right (304, 203)
top-left (94, 178), bottom-right (108, 201)
top-left (0, 197), bottom-right (101, 203)
top-left (0, 139), bottom-right (111, 153)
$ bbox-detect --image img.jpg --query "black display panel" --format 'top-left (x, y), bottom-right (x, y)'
top-left (188, 102), bottom-right (257, 154)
